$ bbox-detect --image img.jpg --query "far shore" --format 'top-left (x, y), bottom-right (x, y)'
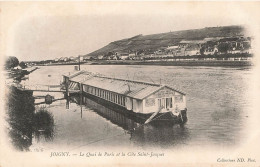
top-left (35, 59), bottom-right (253, 67)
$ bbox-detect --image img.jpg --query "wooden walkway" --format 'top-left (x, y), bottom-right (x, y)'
top-left (17, 84), bottom-right (80, 93)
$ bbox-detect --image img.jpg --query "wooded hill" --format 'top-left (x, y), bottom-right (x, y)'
top-left (85, 25), bottom-right (245, 57)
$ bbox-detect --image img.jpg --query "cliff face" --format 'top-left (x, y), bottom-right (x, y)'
top-left (86, 25), bottom-right (245, 57)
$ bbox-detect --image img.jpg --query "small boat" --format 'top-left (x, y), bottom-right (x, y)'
top-left (62, 70), bottom-right (187, 125)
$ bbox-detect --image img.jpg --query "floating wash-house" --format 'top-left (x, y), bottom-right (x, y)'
top-left (63, 70), bottom-right (187, 125)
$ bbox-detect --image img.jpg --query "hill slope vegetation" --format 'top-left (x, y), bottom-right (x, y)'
top-left (86, 25), bottom-right (245, 57)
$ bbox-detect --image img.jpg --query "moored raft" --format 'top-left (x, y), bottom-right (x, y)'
top-left (62, 70), bottom-right (187, 125)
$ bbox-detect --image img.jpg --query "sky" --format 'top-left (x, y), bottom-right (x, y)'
top-left (1, 2), bottom-right (259, 61)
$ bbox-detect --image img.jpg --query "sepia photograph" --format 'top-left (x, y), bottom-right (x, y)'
top-left (0, 1), bottom-right (260, 167)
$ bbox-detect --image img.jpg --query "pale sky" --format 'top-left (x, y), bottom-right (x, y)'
top-left (1, 2), bottom-right (258, 61)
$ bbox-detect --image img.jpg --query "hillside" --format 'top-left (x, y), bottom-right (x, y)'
top-left (86, 25), bottom-right (245, 57)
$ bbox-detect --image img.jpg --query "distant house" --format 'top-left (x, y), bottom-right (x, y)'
top-left (84, 55), bottom-right (94, 60)
top-left (58, 57), bottom-right (68, 62)
top-left (129, 53), bottom-right (136, 57)
top-left (184, 44), bottom-right (201, 56)
top-left (116, 51), bottom-right (130, 60)
top-left (166, 45), bottom-right (179, 50)
top-left (166, 45), bottom-right (179, 56)
top-left (179, 40), bottom-right (205, 48)
top-left (79, 56), bottom-right (84, 61)
top-left (64, 57), bottom-right (69, 62)
top-left (177, 40), bottom-right (205, 56)
top-left (204, 46), bottom-right (218, 55)
top-left (120, 55), bottom-right (129, 60)
top-left (154, 50), bottom-right (164, 55)
top-left (203, 37), bottom-right (223, 43)
top-left (175, 48), bottom-right (186, 57)
top-left (217, 37), bottom-right (252, 54)
top-left (97, 55), bottom-right (104, 60)
top-left (69, 56), bottom-right (77, 62)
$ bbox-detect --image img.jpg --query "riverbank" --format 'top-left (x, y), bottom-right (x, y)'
top-left (37, 59), bottom-right (253, 67)
top-left (6, 86), bottom-right (55, 151)
top-left (91, 60), bottom-right (253, 67)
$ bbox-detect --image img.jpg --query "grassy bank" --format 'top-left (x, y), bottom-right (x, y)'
top-left (6, 86), bottom-right (55, 151)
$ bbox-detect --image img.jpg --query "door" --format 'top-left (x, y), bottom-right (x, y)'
top-left (158, 98), bottom-right (172, 109)
top-left (166, 97), bottom-right (173, 109)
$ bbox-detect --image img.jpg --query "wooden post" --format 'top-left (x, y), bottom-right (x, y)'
top-left (78, 55), bottom-right (81, 71)
top-left (80, 83), bottom-right (83, 118)
top-left (65, 77), bottom-right (69, 109)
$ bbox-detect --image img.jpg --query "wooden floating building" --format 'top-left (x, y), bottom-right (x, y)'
top-left (63, 70), bottom-right (187, 124)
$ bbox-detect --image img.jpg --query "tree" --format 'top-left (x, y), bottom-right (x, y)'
top-left (243, 42), bottom-right (251, 50)
top-left (5, 56), bottom-right (19, 70)
top-left (200, 46), bottom-right (205, 55)
top-left (217, 43), bottom-right (230, 53)
top-left (106, 52), bottom-right (114, 57)
top-left (19, 61), bottom-right (27, 69)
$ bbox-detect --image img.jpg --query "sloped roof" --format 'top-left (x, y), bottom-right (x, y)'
top-left (63, 70), bottom-right (86, 79)
top-left (166, 46), bottom-right (179, 50)
top-left (64, 71), bottom-right (185, 99)
top-left (179, 40), bottom-right (205, 44)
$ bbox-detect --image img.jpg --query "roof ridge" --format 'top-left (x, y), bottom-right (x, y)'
top-left (95, 75), bottom-right (161, 87)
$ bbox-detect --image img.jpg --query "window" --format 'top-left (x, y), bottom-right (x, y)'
top-left (112, 94), bottom-right (115, 102)
top-left (119, 95), bottom-right (121, 105)
top-left (158, 99), bottom-right (162, 108)
top-left (166, 98), bottom-right (172, 108)
top-left (157, 98), bottom-right (168, 109)
top-left (175, 95), bottom-right (183, 103)
top-left (162, 98), bottom-right (166, 108)
top-left (123, 97), bottom-right (125, 106)
top-left (145, 98), bottom-right (155, 107)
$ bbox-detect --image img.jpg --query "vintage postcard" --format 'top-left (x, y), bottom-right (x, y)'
top-left (1, 1), bottom-right (260, 167)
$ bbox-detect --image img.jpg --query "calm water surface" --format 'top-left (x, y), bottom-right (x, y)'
top-left (23, 65), bottom-right (253, 150)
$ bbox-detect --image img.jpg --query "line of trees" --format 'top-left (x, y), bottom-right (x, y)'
top-left (5, 56), bottom-right (27, 70)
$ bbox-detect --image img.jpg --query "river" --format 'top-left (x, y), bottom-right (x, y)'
top-left (21, 65), bottom-right (253, 151)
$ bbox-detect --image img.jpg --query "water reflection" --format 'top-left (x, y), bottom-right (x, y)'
top-left (6, 86), bottom-right (55, 151)
top-left (69, 95), bottom-right (190, 147)
top-left (33, 107), bottom-right (55, 142)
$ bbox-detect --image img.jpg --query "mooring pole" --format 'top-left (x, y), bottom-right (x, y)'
top-left (65, 77), bottom-right (69, 109)
top-left (78, 55), bottom-right (81, 71)
top-left (80, 83), bottom-right (83, 118)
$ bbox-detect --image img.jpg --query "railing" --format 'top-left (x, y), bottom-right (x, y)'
top-left (18, 84), bottom-right (64, 92)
